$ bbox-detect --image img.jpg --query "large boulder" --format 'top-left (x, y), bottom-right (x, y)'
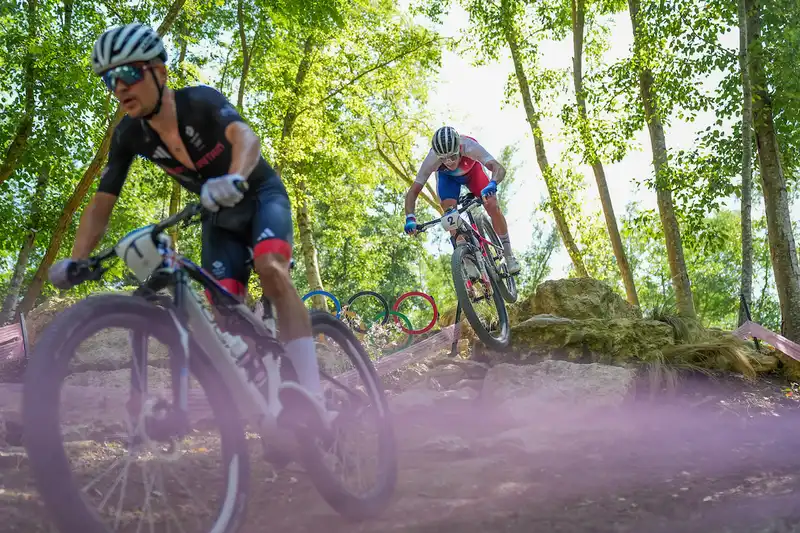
top-left (519, 278), bottom-right (641, 321)
top-left (488, 315), bottom-right (674, 365)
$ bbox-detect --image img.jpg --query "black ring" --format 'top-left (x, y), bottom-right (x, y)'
top-left (345, 291), bottom-right (390, 333)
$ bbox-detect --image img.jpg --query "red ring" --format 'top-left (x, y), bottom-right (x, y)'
top-left (392, 291), bottom-right (438, 335)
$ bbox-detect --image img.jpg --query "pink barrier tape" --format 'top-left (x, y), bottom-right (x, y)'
top-left (732, 320), bottom-right (800, 363)
top-left (327, 325), bottom-right (456, 388)
top-left (0, 314), bottom-right (27, 371)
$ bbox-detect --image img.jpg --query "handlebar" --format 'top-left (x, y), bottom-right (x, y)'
top-left (415, 193), bottom-right (483, 233)
top-left (67, 179), bottom-right (249, 286)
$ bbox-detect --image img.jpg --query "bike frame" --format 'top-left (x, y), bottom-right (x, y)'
top-left (106, 212), bottom-right (288, 437)
top-left (166, 255), bottom-right (286, 434)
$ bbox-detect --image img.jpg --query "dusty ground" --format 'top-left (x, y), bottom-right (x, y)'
top-left (1, 372), bottom-right (800, 533)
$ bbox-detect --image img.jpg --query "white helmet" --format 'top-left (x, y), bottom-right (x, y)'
top-left (432, 126), bottom-right (460, 157)
top-left (91, 23), bottom-right (167, 75)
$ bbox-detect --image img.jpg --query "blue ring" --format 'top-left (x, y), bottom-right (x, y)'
top-left (302, 290), bottom-right (342, 318)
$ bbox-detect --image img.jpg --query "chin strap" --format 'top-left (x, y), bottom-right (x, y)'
top-left (142, 68), bottom-right (165, 121)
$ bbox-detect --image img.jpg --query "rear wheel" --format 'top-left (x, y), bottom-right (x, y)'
top-left (23, 294), bottom-right (249, 533)
top-left (451, 244), bottom-right (510, 350)
top-left (298, 310), bottom-right (398, 520)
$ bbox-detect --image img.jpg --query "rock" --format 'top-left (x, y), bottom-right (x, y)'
top-left (497, 316), bottom-right (674, 365)
top-left (776, 352), bottom-right (800, 382)
top-left (0, 411), bottom-right (23, 447)
top-left (390, 388), bottom-right (458, 414)
top-left (439, 388), bottom-right (478, 403)
top-left (525, 278), bottom-right (642, 321)
top-left (390, 385), bottom-right (479, 414)
top-left (453, 379), bottom-right (484, 391)
top-left (749, 352), bottom-right (779, 373)
top-left (420, 435), bottom-right (472, 456)
top-left (477, 427), bottom-right (550, 455)
top-left (481, 360), bottom-right (636, 408)
top-left (426, 365), bottom-right (468, 390)
top-left (428, 357), bottom-right (490, 380)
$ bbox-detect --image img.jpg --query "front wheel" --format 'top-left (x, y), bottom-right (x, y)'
top-left (451, 244), bottom-right (510, 350)
top-left (298, 310), bottom-right (398, 521)
top-left (23, 294), bottom-right (249, 533)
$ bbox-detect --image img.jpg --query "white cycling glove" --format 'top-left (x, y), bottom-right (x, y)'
top-left (201, 174), bottom-right (246, 212)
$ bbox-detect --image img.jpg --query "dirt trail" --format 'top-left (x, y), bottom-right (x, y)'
top-left (234, 384), bottom-right (800, 533)
top-left (2, 375), bottom-right (800, 532)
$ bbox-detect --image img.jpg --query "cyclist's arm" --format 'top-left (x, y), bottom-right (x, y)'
top-left (71, 193), bottom-right (118, 260)
top-left (72, 125), bottom-right (133, 259)
top-left (485, 160), bottom-right (506, 183)
top-left (405, 183), bottom-right (424, 216)
top-left (195, 85), bottom-right (261, 179)
top-left (407, 150), bottom-right (439, 215)
top-left (225, 121), bottom-right (261, 179)
top-left (462, 138), bottom-right (506, 183)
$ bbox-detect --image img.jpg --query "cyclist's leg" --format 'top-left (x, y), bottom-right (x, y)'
top-left (201, 217), bottom-right (251, 327)
top-left (438, 172), bottom-right (481, 280)
top-left (248, 181), bottom-right (324, 403)
top-left (465, 164), bottom-right (519, 272)
top-left (436, 171), bottom-right (461, 244)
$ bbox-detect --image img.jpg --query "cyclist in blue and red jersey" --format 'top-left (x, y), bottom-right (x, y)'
top-left (403, 126), bottom-right (520, 275)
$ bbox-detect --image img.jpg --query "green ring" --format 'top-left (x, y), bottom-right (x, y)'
top-left (370, 310), bottom-right (414, 351)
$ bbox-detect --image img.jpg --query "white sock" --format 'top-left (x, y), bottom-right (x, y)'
top-left (284, 337), bottom-right (322, 395)
top-left (498, 233), bottom-right (513, 257)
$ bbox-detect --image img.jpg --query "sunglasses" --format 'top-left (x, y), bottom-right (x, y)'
top-left (101, 63), bottom-right (152, 92)
top-left (440, 153), bottom-right (460, 164)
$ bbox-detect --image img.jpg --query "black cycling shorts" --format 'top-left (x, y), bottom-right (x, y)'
top-left (201, 178), bottom-right (293, 298)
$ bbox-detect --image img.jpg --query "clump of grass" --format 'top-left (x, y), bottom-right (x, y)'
top-left (648, 301), bottom-right (708, 344)
top-left (662, 336), bottom-right (757, 381)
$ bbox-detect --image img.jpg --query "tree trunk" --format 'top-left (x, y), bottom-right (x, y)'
top-left (502, 17), bottom-right (588, 277)
top-left (271, 36), bottom-right (327, 307)
top-left (0, 0), bottom-right (37, 187)
top-left (62, 0), bottom-right (73, 35)
top-left (571, 0), bottom-right (639, 306)
top-left (295, 181), bottom-right (326, 309)
top-left (15, 0), bottom-right (186, 318)
top-left (219, 43), bottom-right (233, 92)
top-left (236, 0), bottom-right (250, 110)
top-left (1, 165), bottom-right (49, 324)
top-left (168, 182), bottom-right (182, 250)
top-left (738, 0), bottom-right (754, 326)
top-left (745, 0), bottom-right (800, 340)
top-left (275, 36), bottom-right (316, 176)
top-left (628, 0), bottom-right (695, 318)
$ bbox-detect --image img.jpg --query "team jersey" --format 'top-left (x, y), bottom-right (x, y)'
top-left (413, 135), bottom-right (496, 185)
top-left (97, 85), bottom-right (273, 197)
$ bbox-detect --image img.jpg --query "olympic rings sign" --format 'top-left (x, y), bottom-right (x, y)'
top-left (301, 290), bottom-right (439, 337)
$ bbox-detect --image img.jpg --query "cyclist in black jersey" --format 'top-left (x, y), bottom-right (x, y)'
top-left (48, 23), bottom-right (330, 435)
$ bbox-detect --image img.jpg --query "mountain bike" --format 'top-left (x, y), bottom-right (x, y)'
top-left (22, 201), bottom-right (397, 533)
top-left (416, 192), bottom-right (515, 350)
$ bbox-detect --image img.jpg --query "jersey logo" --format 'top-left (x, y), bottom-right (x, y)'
top-left (152, 146), bottom-right (171, 160)
top-left (258, 228), bottom-right (275, 241)
top-left (185, 125), bottom-right (205, 151)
